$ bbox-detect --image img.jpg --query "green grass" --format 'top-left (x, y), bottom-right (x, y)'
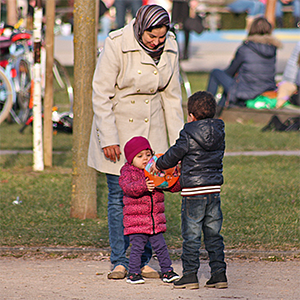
top-left (0, 71), bottom-right (299, 251)
top-left (0, 123), bottom-right (299, 250)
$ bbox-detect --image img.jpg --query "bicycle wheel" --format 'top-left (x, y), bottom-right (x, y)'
top-left (53, 59), bottom-right (73, 113)
top-left (0, 67), bottom-right (15, 124)
top-left (12, 58), bottom-right (32, 124)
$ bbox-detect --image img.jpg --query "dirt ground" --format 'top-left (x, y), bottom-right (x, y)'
top-left (1, 254), bottom-right (300, 300)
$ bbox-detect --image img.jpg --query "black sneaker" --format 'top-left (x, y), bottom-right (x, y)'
top-left (126, 273), bottom-right (145, 284)
top-left (205, 271), bottom-right (228, 289)
top-left (162, 270), bottom-right (180, 283)
top-left (173, 273), bottom-right (199, 289)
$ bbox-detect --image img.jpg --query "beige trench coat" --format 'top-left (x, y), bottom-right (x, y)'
top-left (88, 20), bottom-right (184, 175)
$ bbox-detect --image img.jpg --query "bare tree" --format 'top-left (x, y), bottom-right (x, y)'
top-left (70, 0), bottom-right (97, 219)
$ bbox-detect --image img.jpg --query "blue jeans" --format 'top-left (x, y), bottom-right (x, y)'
top-left (207, 68), bottom-right (235, 107)
top-left (106, 174), bottom-right (152, 270)
top-left (276, 0), bottom-right (300, 18)
top-left (181, 193), bottom-right (226, 276)
top-left (227, 0), bottom-right (266, 16)
top-left (114, 0), bottom-right (143, 29)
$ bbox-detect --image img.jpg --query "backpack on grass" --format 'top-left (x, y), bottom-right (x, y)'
top-left (261, 115), bottom-right (300, 132)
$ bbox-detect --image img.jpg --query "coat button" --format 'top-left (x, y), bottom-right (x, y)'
top-left (144, 118), bottom-right (149, 122)
top-left (131, 100), bottom-right (135, 104)
top-left (138, 70), bottom-right (142, 74)
top-left (145, 99), bottom-right (149, 104)
top-left (150, 89), bottom-right (154, 93)
top-left (137, 88), bottom-right (140, 92)
top-left (153, 70), bottom-right (157, 75)
top-left (129, 118), bottom-right (133, 122)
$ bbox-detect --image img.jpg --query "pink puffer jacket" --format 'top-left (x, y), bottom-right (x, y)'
top-left (119, 162), bottom-right (181, 236)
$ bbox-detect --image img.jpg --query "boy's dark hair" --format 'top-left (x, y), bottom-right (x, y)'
top-left (187, 91), bottom-right (216, 120)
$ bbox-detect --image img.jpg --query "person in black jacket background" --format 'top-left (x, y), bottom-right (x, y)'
top-left (152, 91), bottom-right (227, 290)
top-left (206, 17), bottom-right (282, 114)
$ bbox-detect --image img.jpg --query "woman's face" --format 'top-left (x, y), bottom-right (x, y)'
top-left (141, 26), bottom-right (167, 50)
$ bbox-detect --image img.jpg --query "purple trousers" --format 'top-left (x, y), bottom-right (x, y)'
top-left (129, 233), bottom-right (173, 274)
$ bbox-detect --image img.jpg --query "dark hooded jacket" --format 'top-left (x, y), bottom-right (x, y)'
top-left (156, 118), bottom-right (225, 188)
top-left (226, 34), bottom-right (282, 102)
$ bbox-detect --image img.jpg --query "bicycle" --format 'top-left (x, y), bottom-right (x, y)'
top-left (0, 23), bottom-right (33, 124)
top-left (0, 23), bottom-right (73, 126)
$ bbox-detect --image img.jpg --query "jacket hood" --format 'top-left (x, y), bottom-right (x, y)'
top-left (184, 118), bottom-right (225, 151)
top-left (244, 35), bottom-right (283, 59)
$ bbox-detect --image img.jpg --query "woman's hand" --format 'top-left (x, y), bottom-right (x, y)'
top-left (102, 145), bottom-right (121, 162)
top-left (146, 178), bottom-right (155, 192)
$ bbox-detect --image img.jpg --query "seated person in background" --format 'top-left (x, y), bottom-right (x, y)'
top-left (206, 17), bottom-right (282, 113)
top-left (227, 0), bottom-right (266, 30)
top-left (275, 0), bottom-right (300, 28)
top-left (276, 41), bottom-right (300, 108)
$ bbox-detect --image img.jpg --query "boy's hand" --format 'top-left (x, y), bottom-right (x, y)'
top-left (149, 161), bottom-right (160, 175)
top-left (145, 178), bottom-right (155, 192)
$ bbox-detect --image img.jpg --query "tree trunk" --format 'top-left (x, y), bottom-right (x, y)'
top-left (44, 0), bottom-right (55, 168)
top-left (265, 0), bottom-right (276, 28)
top-left (6, 0), bottom-right (17, 26)
top-left (70, 0), bottom-right (97, 219)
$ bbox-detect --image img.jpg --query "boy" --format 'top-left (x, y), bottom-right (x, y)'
top-left (153, 91), bottom-right (228, 289)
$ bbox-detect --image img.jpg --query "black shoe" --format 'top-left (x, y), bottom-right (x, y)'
top-left (173, 273), bottom-right (199, 289)
top-left (126, 273), bottom-right (145, 284)
top-left (162, 270), bottom-right (180, 283)
top-left (205, 271), bottom-right (228, 289)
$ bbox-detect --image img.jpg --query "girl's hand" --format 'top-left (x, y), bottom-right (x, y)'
top-left (146, 178), bottom-right (155, 192)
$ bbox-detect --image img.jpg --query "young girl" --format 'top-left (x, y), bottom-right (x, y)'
top-left (119, 136), bottom-right (180, 284)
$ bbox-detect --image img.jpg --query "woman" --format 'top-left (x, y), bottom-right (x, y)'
top-left (206, 17), bottom-right (282, 115)
top-left (88, 5), bottom-right (184, 280)
top-left (276, 41), bottom-right (300, 108)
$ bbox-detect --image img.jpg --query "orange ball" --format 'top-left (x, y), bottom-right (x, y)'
top-left (144, 154), bottom-right (179, 189)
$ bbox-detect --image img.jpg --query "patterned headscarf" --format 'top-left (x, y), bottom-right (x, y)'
top-left (133, 5), bottom-right (170, 64)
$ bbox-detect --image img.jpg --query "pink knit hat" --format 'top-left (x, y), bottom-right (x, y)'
top-left (124, 136), bottom-right (152, 164)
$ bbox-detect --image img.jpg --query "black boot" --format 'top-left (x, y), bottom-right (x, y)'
top-left (205, 271), bottom-right (228, 289)
top-left (173, 272), bottom-right (199, 289)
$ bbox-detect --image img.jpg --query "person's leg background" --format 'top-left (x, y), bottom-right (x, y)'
top-left (292, 0), bottom-right (300, 26)
top-left (114, 0), bottom-right (127, 29)
top-left (114, 0), bottom-right (143, 29)
top-left (149, 233), bottom-right (172, 274)
top-left (171, 1), bottom-right (190, 59)
top-left (202, 193), bottom-right (226, 276)
top-left (206, 69), bottom-right (235, 107)
top-left (227, 0), bottom-right (263, 15)
top-left (227, 0), bottom-right (265, 29)
top-left (130, 0), bottom-right (143, 18)
top-left (275, 0), bottom-right (284, 27)
top-left (276, 81), bottom-right (297, 107)
top-left (106, 174), bottom-right (152, 271)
